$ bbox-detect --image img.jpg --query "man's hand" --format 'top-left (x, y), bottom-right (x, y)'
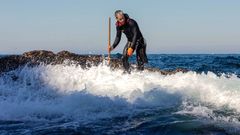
top-left (108, 46), bottom-right (113, 52)
top-left (127, 48), bottom-right (134, 56)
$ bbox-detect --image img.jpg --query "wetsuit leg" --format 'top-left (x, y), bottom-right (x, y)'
top-left (142, 39), bottom-right (148, 64)
top-left (122, 42), bottom-right (131, 72)
top-left (136, 42), bottom-right (144, 70)
top-left (136, 38), bottom-right (148, 70)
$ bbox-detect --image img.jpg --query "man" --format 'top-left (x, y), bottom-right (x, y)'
top-left (108, 10), bottom-right (148, 72)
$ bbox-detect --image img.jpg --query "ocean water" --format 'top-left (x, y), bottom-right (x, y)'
top-left (0, 54), bottom-right (240, 135)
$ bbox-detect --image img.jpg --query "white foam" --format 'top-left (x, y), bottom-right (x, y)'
top-left (0, 63), bottom-right (240, 127)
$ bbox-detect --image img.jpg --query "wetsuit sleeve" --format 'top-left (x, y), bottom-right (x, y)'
top-left (129, 21), bottom-right (138, 50)
top-left (112, 26), bottom-right (122, 49)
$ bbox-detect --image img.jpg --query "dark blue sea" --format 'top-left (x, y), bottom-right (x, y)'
top-left (0, 54), bottom-right (240, 135)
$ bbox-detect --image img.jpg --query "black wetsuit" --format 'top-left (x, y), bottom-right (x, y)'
top-left (112, 14), bottom-right (148, 71)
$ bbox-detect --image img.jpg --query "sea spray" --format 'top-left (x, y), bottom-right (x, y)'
top-left (0, 63), bottom-right (240, 134)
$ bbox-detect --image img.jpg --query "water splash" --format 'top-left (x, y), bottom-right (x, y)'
top-left (0, 63), bottom-right (240, 134)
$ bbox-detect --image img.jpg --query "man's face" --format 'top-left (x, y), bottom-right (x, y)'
top-left (116, 13), bottom-right (125, 23)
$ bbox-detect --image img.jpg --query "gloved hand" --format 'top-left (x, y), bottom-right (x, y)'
top-left (108, 46), bottom-right (113, 52)
top-left (127, 48), bottom-right (134, 56)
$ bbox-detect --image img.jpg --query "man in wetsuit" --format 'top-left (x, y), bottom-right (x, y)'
top-left (108, 10), bottom-right (148, 72)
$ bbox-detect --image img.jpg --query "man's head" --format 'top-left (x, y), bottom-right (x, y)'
top-left (115, 10), bottom-right (126, 26)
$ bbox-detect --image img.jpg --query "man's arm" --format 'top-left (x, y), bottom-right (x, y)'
top-left (111, 26), bottom-right (122, 49)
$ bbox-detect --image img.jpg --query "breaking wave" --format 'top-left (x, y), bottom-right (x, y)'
top-left (0, 62), bottom-right (240, 134)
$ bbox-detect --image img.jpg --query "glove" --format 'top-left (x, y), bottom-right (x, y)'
top-left (108, 46), bottom-right (113, 52)
top-left (127, 48), bottom-right (134, 56)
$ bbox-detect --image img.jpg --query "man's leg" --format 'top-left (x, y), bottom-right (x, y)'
top-left (136, 39), bottom-right (148, 70)
top-left (136, 43), bottom-right (144, 70)
top-left (122, 42), bottom-right (130, 72)
top-left (142, 38), bottom-right (148, 64)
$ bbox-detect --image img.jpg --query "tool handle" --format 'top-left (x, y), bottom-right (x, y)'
top-left (108, 17), bottom-right (111, 64)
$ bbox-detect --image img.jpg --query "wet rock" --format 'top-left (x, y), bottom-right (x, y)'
top-left (0, 50), bottom-right (188, 75)
top-left (23, 50), bottom-right (55, 58)
top-left (145, 66), bottom-right (188, 75)
top-left (0, 55), bottom-right (28, 73)
top-left (23, 50), bottom-right (56, 65)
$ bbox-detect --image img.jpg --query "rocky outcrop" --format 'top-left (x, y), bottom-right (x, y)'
top-left (0, 50), bottom-right (187, 75)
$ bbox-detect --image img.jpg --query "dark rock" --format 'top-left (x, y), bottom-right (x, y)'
top-left (0, 50), bottom-right (188, 75)
top-left (23, 50), bottom-right (56, 65)
top-left (23, 50), bottom-right (55, 58)
top-left (145, 66), bottom-right (188, 75)
top-left (0, 55), bottom-right (28, 73)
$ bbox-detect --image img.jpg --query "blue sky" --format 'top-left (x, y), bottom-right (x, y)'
top-left (0, 0), bottom-right (240, 54)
